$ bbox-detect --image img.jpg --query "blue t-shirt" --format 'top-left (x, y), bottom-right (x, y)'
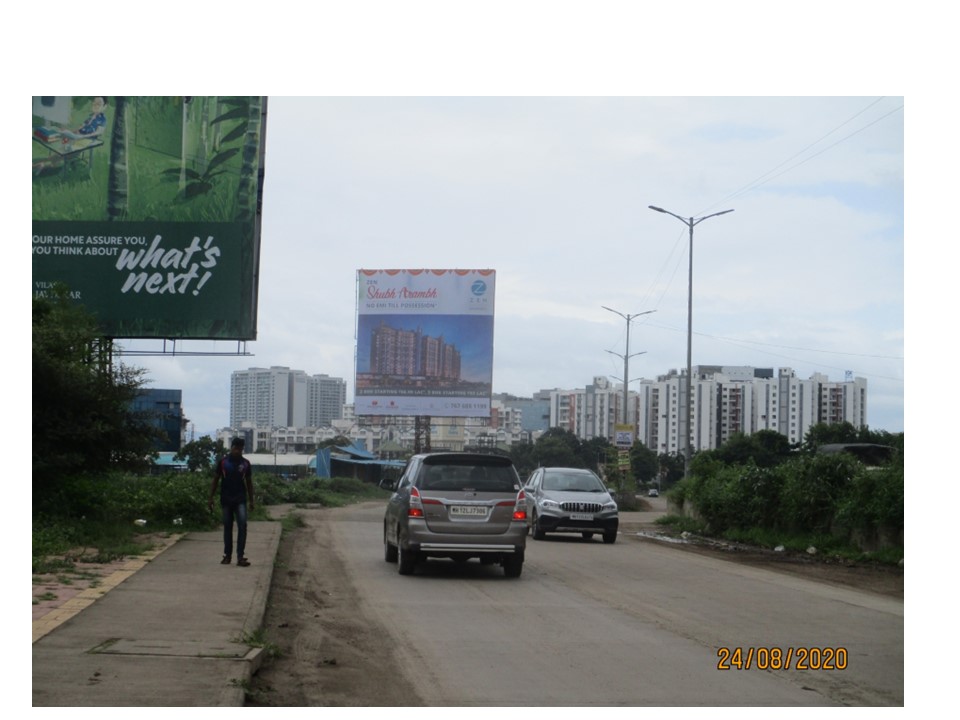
top-left (217, 455), bottom-right (251, 505)
top-left (79, 112), bottom-right (106, 136)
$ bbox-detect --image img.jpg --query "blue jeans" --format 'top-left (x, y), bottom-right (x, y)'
top-left (222, 502), bottom-right (248, 558)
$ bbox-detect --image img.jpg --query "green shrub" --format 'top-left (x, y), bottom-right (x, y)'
top-left (779, 454), bottom-right (862, 534)
top-left (678, 449), bottom-right (902, 556)
top-left (834, 462), bottom-right (903, 545)
top-left (253, 473), bottom-right (390, 507)
top-left (681, 461), bottom-right (781, 534)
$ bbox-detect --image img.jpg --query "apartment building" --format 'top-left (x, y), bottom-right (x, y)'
top-left (549, 377), bottom-right (627, 442)
top-left (230, 367), bottom-right (346, 429)
top-left (223, 366), bottom-right (865, 456)
top-left (518, 368), bottom-right (864, 451)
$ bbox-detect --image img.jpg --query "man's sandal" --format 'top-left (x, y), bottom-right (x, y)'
top-left (221, 555), bottom-right (231, 565)
top-left (237, 557), bottom-right (251, 567)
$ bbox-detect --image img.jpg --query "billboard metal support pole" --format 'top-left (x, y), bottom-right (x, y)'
top-left (414, 416), bottom-right (432, 454)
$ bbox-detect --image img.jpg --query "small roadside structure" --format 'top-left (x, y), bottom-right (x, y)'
top-left (816, 443), bottom-right (896, 466)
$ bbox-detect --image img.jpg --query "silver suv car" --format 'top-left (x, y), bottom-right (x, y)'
top-left (523, 467), bottom-right (619, 543)
top-left (383, 452), bottom-right (528, 577)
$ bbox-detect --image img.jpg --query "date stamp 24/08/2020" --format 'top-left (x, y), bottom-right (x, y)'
top-left (717, 646), bottom-right (848, 671)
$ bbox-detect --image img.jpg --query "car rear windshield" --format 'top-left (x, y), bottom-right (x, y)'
top-left (419, 461), bottom-right (518, 492)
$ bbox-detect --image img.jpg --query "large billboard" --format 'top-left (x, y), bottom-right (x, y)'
top-left (355, 269), bottom-right (496, 417)
top-left (32, 96), bottom-right (266, 340)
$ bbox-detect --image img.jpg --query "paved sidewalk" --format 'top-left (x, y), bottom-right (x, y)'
top-left (32, 521), bottom-right (282, 706)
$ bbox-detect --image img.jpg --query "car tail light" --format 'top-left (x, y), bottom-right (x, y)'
top-left (512, 489), bottom-right (527, 522)
top-left (408, 486), bottom-right (424, 517)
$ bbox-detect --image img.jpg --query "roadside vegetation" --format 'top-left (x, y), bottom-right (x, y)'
top-left (32, 287), bottom-right (388, 575)
top-left (663, 427), bottom-right (903, 563)
top-left (32, 467), bottom-right (389, 574)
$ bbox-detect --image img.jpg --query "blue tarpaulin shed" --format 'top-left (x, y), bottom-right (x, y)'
top-left (315, 442), bottom-right (406, 480)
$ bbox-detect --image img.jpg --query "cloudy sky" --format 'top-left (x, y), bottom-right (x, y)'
top-left (23, 2), bottom-right (928, 445)
top-left (117, 95), bottom-right (903, 437)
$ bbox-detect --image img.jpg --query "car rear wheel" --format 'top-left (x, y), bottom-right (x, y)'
top-left (581, 532), bottom-right (594, 540)
top-left (384, 526), bottom-right (398, 563)
top-left (503, 552), bottom-right (523, 578)
top-left (602, 529), bottom-right (617, 544)
top-left (397, 541), bottom-right (417, 575)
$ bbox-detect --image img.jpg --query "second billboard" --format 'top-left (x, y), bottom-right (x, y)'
top-left (355, 269), bottom-right (495, 418)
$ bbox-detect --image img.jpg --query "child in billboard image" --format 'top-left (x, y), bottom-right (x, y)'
top-left (57, 96), bottom-right (108, 141)
top-left (32, 96), bottom-right (108, 175)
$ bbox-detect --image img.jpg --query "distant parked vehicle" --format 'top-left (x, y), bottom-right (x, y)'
top-left (648, 488), bottom-right (659, 497)
top-left (523, 467), bottom-right (619, 543)
top-left (383, 452), bottom-right (528, 577)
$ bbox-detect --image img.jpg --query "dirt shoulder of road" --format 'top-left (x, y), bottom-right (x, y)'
top-left (624, 521), bottom-right (903, 599)
top-left (247, 505), bottom-right (420, 706)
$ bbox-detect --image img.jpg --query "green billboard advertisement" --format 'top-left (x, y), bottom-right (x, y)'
top-left (32, 96), bottom-right (266, 339)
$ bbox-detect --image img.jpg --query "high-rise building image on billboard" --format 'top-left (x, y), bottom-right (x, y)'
top-left (355, 269), bottom-right (495, 418)
top-left (369, 322), bottom-right (462, 381)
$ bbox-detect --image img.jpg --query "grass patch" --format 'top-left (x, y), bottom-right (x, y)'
top-left (33, 557), bottom-right (75, 574)
top-left (721, 526), bottom-right (840, 553)
top-left (654, 514), bottom-right (903, 566)
top-left (655, 514), bottom-right (707, 533)
top-left (237, 628), bottom-right (281, 660)
top-left (280, 513), bottom-right (306, 532)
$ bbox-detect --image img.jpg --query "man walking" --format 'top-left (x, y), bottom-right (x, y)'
top-left (209, 437), bottom-right (254, 566)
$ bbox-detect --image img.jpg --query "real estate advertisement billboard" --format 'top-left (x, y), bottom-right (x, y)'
top-left (32, 96), bottom-right (266, 340)
top-left (355, 269), bottom-right (496, 418)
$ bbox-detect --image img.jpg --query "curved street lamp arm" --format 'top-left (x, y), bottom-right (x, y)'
top-left (648, 205), bottom-right (690, 225)
top-left (691, 208), bottom-right (735, 227)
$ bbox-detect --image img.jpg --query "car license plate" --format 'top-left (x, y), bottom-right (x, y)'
top-left (570, 513), bottom-right (594, 521)
top-left (449, 505), bottom-right (488, 518)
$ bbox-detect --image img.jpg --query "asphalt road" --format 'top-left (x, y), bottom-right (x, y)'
top-left (282, 501), bottom-right (904, 706)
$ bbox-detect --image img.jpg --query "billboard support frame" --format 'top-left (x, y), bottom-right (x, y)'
top-left (115, 338), bottom-right (254, 358)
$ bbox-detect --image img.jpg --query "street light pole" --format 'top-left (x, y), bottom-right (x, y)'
top-left (602, 306), bottom-right (655, 425)
top-left (648, 205), bottom-right (734, 477)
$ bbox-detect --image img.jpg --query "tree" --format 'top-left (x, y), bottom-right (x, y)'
top-left (802, 422), bottom-right (860, 452)
top-left (581, 436), bottom-right (612, 473)
top-left (630, 441), bottom-right (659, 484)
top-left (107, 96), bottom-right (129, 220)
top-left (658, 452), bottom-right (685, 487)
top-left (706, 430), bottom-right (793, 469)
top-left (532, 428), bottom-right (583, 469)
top-left (507, 441), bottom-right (538, 479)
top-left (320, 436), bottom-right (353, 449)
top-left (33, 286), bottom-right (159, 484)
top-left (175, 436), bottom-right (226, 473)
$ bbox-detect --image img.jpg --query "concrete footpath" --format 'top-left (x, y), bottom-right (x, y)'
top-left (32, 521), bottom-right (282, 707)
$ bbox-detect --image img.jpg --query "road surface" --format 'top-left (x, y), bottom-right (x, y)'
top-left (250, 501), bottom-right (903, 706)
